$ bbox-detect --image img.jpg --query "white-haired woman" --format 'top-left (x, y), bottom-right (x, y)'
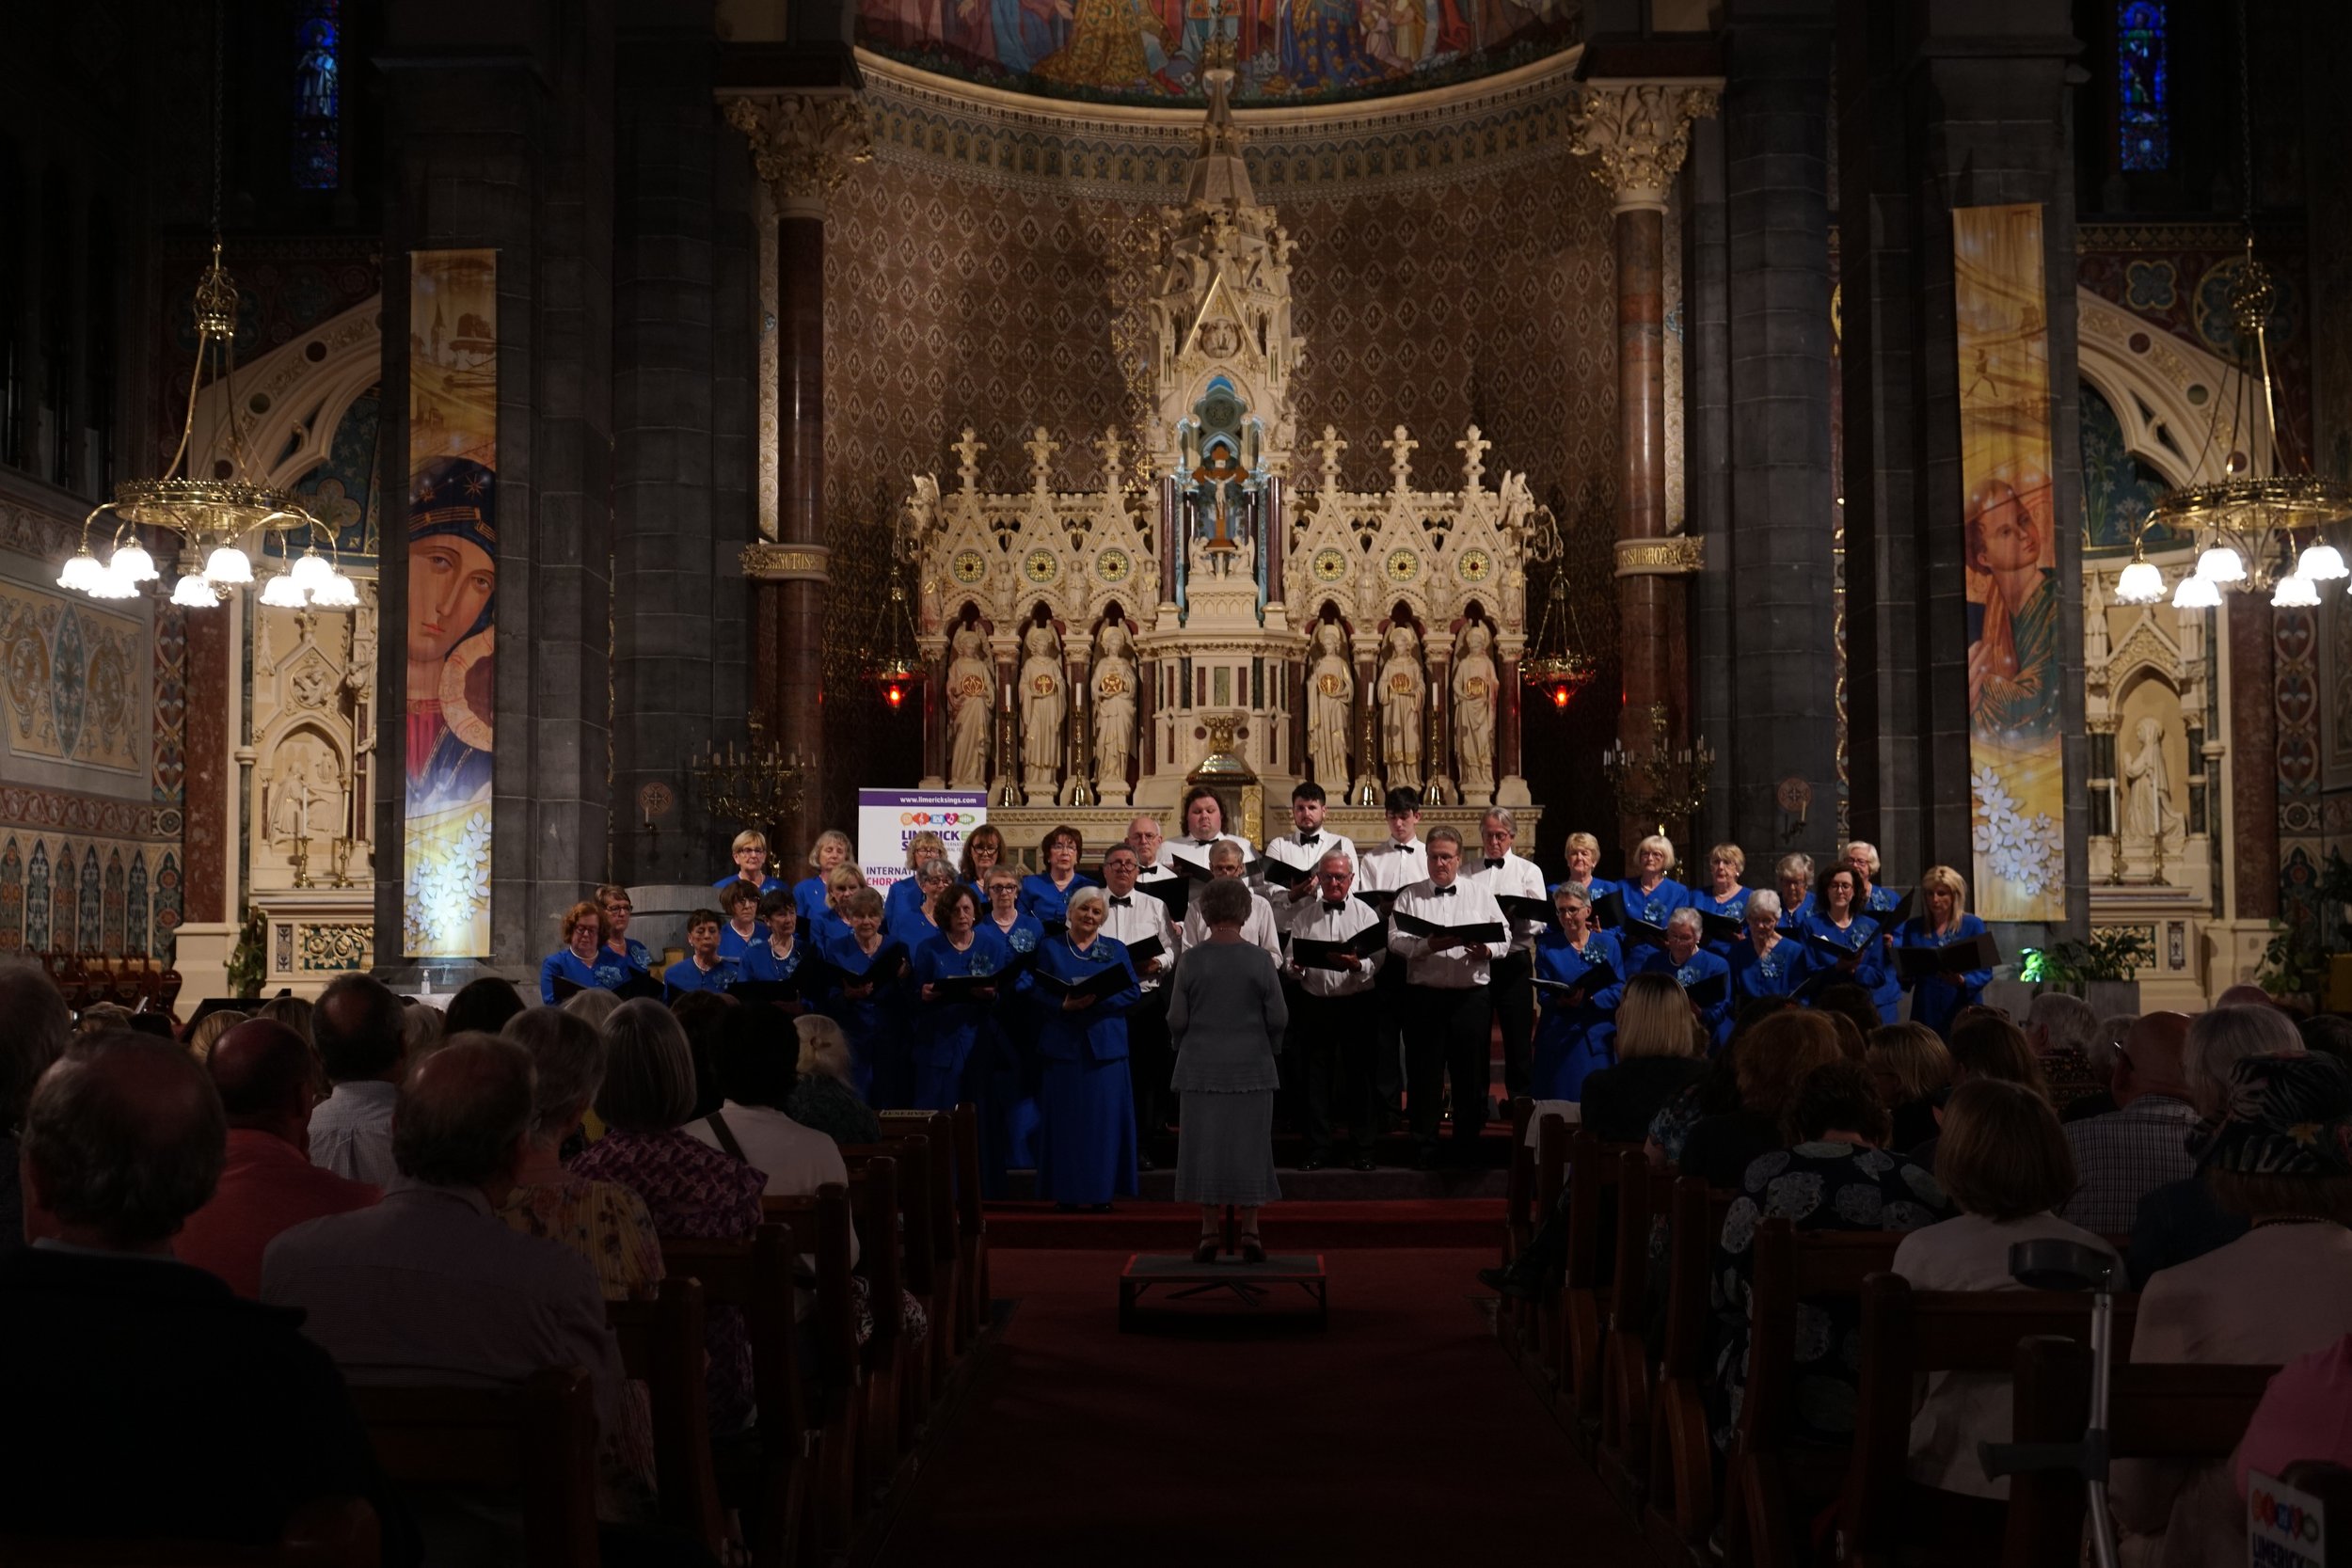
top-left (793, 828), bottom-right (854, 926)
top-left (1729, 887), bottom-right (1816, 1012)
top-left (1691, 842), bottom-right (1752, 959)
top-left (1019, 883), bottom-right (1141, 1210)
top-left (1531, 882), bottom-right (1625, 1101)
top-left (1618, 832), bottom-right (1692, 973)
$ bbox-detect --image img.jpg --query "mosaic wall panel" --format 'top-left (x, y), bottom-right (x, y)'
top-left (0, 585), bottom-right (144, 773)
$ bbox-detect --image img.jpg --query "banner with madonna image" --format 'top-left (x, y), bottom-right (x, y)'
top-left (403, 249), bottom-right (498, 958)
top-left (1953, 205), bottom-right (2064, 923)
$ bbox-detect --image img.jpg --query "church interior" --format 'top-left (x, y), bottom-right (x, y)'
top-left (6, 0), bottom-right (2352, 1564)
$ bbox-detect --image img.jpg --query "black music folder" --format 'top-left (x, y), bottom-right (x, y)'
top-left (1030, 963), bottom-right (1133, 1002)
top-left (1289, 921), bottom-right (1388, 971)
top-left (1893, 931), bottom-right (1999, 981)
top-left (1391, 910), bottom-right (1508, 946)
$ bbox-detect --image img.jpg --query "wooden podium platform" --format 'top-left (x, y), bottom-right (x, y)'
top-left (1118, 1251), bottom-right (1329, 1330)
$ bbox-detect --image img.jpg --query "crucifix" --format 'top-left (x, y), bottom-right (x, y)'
top-left (1193, 443), bottom-right (1248, 551)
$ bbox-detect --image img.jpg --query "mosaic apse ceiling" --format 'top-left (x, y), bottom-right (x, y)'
top-left (856, 0), bottom-right (1582, 107)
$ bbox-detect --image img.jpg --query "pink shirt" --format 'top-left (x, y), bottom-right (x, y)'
top-left (175, 1129), bottom-right (379, 1298)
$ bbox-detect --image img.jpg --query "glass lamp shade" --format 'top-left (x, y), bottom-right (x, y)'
top-left (310, 570), bottom-right (360, 609)
top-left (258, 573), bottom-right (310, 608)
top-left (201, 545), bottom-right (254, 585)
top-left (2194, 546), bottom-right (2247, 583)
top-left (110, 539), bottom-right (159, 583)
top-left (288, 549), bottom-right (335, 592)
top-left (2171, 574), bottom-right (2223, 610)
top-left (87, 562), bottom-right (141, 601)
top-left (2272, 573), bottom-right (2321, 608)
top-left (2113, 559), bottom-right (2166, 604)
top-left (169, 573), bottom-right (217, 608)
top-left (56, 549), bottom-right (105, 594)
top-left (2296, 542), bottom-right (2348, 581)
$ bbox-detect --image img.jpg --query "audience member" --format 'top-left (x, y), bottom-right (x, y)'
top-left (2025, 991), bottom-right (2104, 1111)
top-left (75, 1001), bottom-right (132, 1036)
top-left (1676, 1008), bottom-right (1846, 1187)
top-left (185, 1006), bottom-right (249, 1062)
top-left (1911, 1013), bottom-right (2053, 1170)
top-left (1707, 1058), bottom-right (1949, 1451)
top-left (2070, 1011), bottom-right (2137, 1121)
top-left (1578, 972), bottom-right (1708, 1143)
top-left (2216, 983), bottom-right (2279, 1009)
top-left (444, 974), bottom-right (527, 1037)
top-left (685, 1005), bottom-right (849, 1201)
top-left (0, 958), bottom-right (72, 1256)
top-left (2127, 1004), bottom-right (2307, 1285)
top-left (308, 974), bottom-right (406, 1187)
top-left (789, 1013), bottom-right (883, 1146)
top-left (572, 999), bottom-right (767, 1434)
top-left (1893, 1079), bottom-right (2115, 1500)
top-left (667, 990), bottom-right (734, 1120)
top-left (177, 1020), bottom-right (380, 1298)
top-left (2301, 1013), bottom-right (2352, 1066)
top-left (1811, 982), bottom-right (1883, 1053)
top-left (2235, 1335), bottom-right (2352, 1503)
top-left (2113, 1053), bottom-right (2352, 1568)
top-left (124, 1011), bottom-right (178, 1039)
top-left (262, 1034), bottom-right (655, 1542)
top-left (496, 1006), bottom-right (662, 1301)
top-left (564, 984), bottom-right (624, 1032)
top-left (1865, 1022), bottom-right (1953, 1150)
top-left (258, 993), bottom-right (317, 1044)
top-left (400, 998), bottom-right (444, 1065)
top-left (2058, 1011), bottom-right (2196, 1236)
top-left (2, 1033), bottom-right (415, 1562)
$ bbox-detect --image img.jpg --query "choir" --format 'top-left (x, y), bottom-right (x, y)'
top-left (540, 796), bottom-right (1994, 1202)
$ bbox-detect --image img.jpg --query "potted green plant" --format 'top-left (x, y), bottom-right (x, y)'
top-left (224, 907), bottom-right (269, 1001)
top-left (2019, 927), bottom-right (2154, 1018)
top-left (2257, 849), bottom-right (2352, 1011)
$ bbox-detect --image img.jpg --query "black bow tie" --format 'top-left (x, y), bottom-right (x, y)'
top-left (1109, 895), bottom-right (1132, 908)
top-left (1299, 832), bottom-right (1320, 846)
top-left (1323, 900), bottom-right (1347, 912)
top-left (1434, 885), bottom-right (1457, 896)
top-left (1484, 859), bottom-right (1504, 870)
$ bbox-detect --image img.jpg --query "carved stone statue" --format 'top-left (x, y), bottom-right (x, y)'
top-left (946, 625), bottom-right (994, 789)
top-left (2122, 716), bottom-right (2184, 846)
top-left (1307, 622), bottom-right (1354, 792)
top-left (271, 755), bottom-right (316, 846)
top-left (1452, 621), bottom-right (1498, 803)
top-left (1019, 620), bottom-right (1067, 801)
top-left (1090, 621), bottom-right (1137, 805)
top-left (1379, 624), bottom-right (1425, 789)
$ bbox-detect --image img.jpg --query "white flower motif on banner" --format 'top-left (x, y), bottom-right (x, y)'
top-left (1971, 765), bottom-right (2062, 900)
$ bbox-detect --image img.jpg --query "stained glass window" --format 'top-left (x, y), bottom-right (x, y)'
top-left (293, 2), bottom-right (342, 191)
top-left (2118, 1), bottom-right (2169, 172)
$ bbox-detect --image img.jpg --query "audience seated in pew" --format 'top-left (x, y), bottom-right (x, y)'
top-left (496, 1005), bottom-right (664, 1301)
top-left (445, 973), bottom-right (529, 1037)
top-left (792, 1013), bottom-right (884, 1147)
top-left (1677, 1007), bottom-right (1849, 1190)
top-left (2058, 1010), bottom-right (2197, 1237)
top-left (1863, 1022), bottom-right (1952, 1152)
top-left (1806, 982), bottom-right (1882, 1060)
top-left (689, 1002), bottom-right (853, 1202)
top-left (2235, 1332), bottom-right (2352, 1501)
top-left (2023, 990), bottom-right (2106, 1114)
top-left (1707, 1058), bottom-right (1949, 1453)
top-left (0, 1029), bottom-right (420, 1563)
top-left (2126, 1003), bottom-right (2308, 1286)
top-left (178, 1018), bottom-right (381, 1298)
top-left (0, 957), bottom-right (76, 1257)
top-left (308, 973), bottom-right (408, 1187)
top-left (2070, 1008), bottom-right (2138, 1122)
top-left (1889, 1078), bottom-right (2115, 1498)
top-left (2302, 1013), bottom-right (2352, 1066)
top-left (2114, 1051), bottom-right (2352, 1567)
top-left (1909, 1011), bottom-right (2053, 1171)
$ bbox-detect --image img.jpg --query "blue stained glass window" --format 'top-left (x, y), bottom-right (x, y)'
top-left (293, 2), bottom-right (342, 191)
top-left (2118, 1), bottom-right (2169, 172)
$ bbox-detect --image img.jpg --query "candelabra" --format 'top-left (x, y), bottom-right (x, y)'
top-left (1602, 703), bottom-right (1714, 832)
top-left (692, 724), bottom-right (812, 833)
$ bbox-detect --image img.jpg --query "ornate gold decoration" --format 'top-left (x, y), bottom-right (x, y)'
top-left (1522, 503), bottom-right (1597, 707)
top-left (1613, 535), bottom-right (1704, 577)
top-left (1568, 81), bottom-right (1722, 214)
top-left (296, 923), bottom-right (372, 973)
top-left (739, 542), bottom-right (832, 581)
top-left (723, 93), bottom-right (874, 215)
top-left (1604, 702), bottom-right (1714, 832)
top-left (693, 723), bottom-right (813, 835)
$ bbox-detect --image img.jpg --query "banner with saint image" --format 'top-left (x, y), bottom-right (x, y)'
top-left (403, 249), bottom-right (498, 957)
top-left (1953, 205), bottom-right (2063, 921)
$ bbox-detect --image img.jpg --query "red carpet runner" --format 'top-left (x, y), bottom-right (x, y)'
top-left (871, 1247), bottom-right (1655, 1568)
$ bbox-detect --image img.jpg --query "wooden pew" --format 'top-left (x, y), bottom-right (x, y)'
top-left (1558, 1131), bottom-right (1643, 1425)
top-left (1528, 1110), bottom-right (1570, 1376)
top-left (840, 1142), bottom-right (927, 1454)
top-left (952, 1103), bottom-right (989, 1348)
top-left (350, 1367), bottom-right (600, 1568)
top-left (606, 1275), bottom-right (729, 1565)
top-left (2000, 1337), bottom-right (2277, 1568)
top-left (1835, 1274), bottom-right (2138, 1568)
top-left (1, 1497), bottom-right (382, 1567)
top-left (1645, 1177), bottom-right (1737, 1557)
top-left (1597, 1152), bottom-right (1677, 1505)
top-left (1503, 1096), bottom-right (1537, 1263)
top-left (880, 1109), bottom-right (964, 1397)
top-left (1721, 1219), bottom-right (1906, 1568)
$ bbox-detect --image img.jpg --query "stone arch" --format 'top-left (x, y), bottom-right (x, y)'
top-left (2075, 287), bottom-right (2259, 490)
top-left (190, 295), bottom-right (383, 495)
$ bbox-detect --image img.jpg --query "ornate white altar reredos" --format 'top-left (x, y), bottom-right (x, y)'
top-left (899, 63), bottom-right (1536, 815)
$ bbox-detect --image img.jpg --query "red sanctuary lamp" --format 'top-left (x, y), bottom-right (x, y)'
top-left (866, 560), bottom-right (924, 714)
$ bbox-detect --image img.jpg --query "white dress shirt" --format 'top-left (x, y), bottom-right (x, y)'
top-left (1386, 876), bottom-right (1510, 987)
top-left (1354, 836), bottom-right (1428, 894)
top-left (1284, 894), bottom-right (1386, 998)
top-left (1101, 887), bottom-right (1180, 990)
top-left (1469, 849), bottom-right (1550, 946)
top-left (1181, 885), bottom-right (1284, 966)
top-left (1257, 827), bottom-right (1356, 903)
top-left (307, 1079), bottom-right (400, 1187)
top-left (1157, 832), bottom-right (1255, 874)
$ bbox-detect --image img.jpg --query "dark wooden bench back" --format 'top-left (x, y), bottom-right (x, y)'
top-left (349, 1367), bottom-right (600, 1568)
top-left (0, 1498), bottom-right (381, 1567)
top-left (605, 1276), bottom-right (725, 1557)
top-left (1565, 1132), bottom-right (1643, 1290)
top-left (1504, 1097), bottom-right (1537, 1247)
top-left (1740, 1219), bottom-right (1907, 1459)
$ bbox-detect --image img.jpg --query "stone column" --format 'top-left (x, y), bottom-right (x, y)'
top-left (1422, 630), bottom-right (1455, 807)
top-left (1349, 630), bottom-right (1382, 806)
top-left (918, 635), bottom-right (947, 788)
top-left (2226, 597), bottom-right (2278, 920)
top-left (1061, 631), bottom-right (1093, 808)
top-left (1496, 631), bottom-right (1527, 805)
top-left (988, 628), bottom-right (1020, 807)
top-left (725, 91), bottom-right (871, 855)
top-left (1571, 81), bottom-right (1719, 851)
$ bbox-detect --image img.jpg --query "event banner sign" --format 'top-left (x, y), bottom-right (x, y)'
top-left (2249, 1470), bottom-right (2326, 1567)
top-left (1953, 205), bottom-right (2064, 923)
top-left (403, 249), bottom-right (499, 958)
top-left (857, 790), bottom-right (988, 891)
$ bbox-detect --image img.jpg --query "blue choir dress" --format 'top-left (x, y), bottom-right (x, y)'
top-left (1729, 934), bottom-right (1819, 1018)
top-left (911, 927), bottom-right (1013, 1111)
top-left (793, 875), bottom-right (833, 926)
top-left (1688, 886), bottom-right (1752, 960)
top-left (818, 931), bottom-right (913, 1108)
top-left (663, 954), bottom-right (740, 1000)
top-left (1613, 877), bottom-right (1692, 973)
top-left (717, 922), bottom-right (762, 965)
top-left (1793, 911), bottom-right (1900, 1023)
top-left (977, 912), bottom-right (1046, 1196)
top-left (595, 938), bottom-right (655, 989)
top-left (1016, 871), bottom-right (1099, 931)
top-left (1896, 914), bottom-right (1992, 1039)
top-left (740, 934), bottom-right (811, 987)
top-left (713, 872), bottom-right (786, 895)
top-left (538, 948), bottom-right (606, 1006)
top-left (1641, 946), bottom-right (1735, 1048)
top-left (1021, 932), bottom-right (1139, 1206)
top-left (1530, 928), bottom-right (1626, 1102)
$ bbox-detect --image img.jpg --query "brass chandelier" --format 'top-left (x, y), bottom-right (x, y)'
top-left (1518, 503), bottom-right (1597, 708)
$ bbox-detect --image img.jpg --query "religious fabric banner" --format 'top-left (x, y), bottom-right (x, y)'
top-left (856, 789), bottom-right (987, 891)
top-left (1953, 204), bottom-right (2064, 923)
top-left (403, 249), bottom-right (499, 958)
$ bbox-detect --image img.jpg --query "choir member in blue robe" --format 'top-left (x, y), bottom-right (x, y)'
top-left (1613, 832), bottom-right (1692, 973)
top-left (794, 828), bottom-right (855, 925)
top-left (803, 863), bottom-right (865, 951)
top-left (594, 883), bottom-right (656, 986)
top-left (1774, 853), bottom-right (1816, 927)
top-left (1844, 840), bottom-right (1905, 919)
top-left (539, 900), bottom-right (612, 1004)
top-left (959, 823), bottom-right (1008, 904)
top-left (1729, 890), bottom-right (1817, 1015)
top-left (1548, 829), bottom-right (1617, 908)
top-left (1896, 864), bottom-right (1992, 1040)
top-left (1021, 885), bottom-right (1139, 1209)
top-left (713, 828), bottom-right (787, 895)
top-left (1689, 843), bottom-right (1753, 960)
top-left (1018, 823), bottom-right (1100, 931)
top-left (741, 888), bottom-right (812, 995)
top-left (977, 866), bottom-right (1046, 1196)
top-left (1640, 907), bottom-right (1735, 1050)
top-left (912, 883), bottom-right (1012, 1111)
top-left (882, 831), bottom-right (950, 933)
top-left (887, 857), bottom-right (958, 952)
top-left (1530, 884), bottom-right (1625, 1102)
top-left (819, 886), bottom-right (912, 1107)
top-left (1793, 865), bottom-right (1899, 1023)
top-left (663, 908), bottom-right (741, 999)
top-left (716, 879), bottom-right (764, 964)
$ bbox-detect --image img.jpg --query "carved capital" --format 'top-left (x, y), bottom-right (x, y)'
top-left (723, 93), bottom-right (873, 218)
top-left (1569, 81), bottom-right (1721, 214)
top-left (742, 542), bottom-right (833, 581)
top-left (1613, 535), bottom-right (1704, 577)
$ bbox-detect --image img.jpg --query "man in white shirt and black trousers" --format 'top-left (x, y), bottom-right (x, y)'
top-left (1101, 842), bottom-right (1180, 1169)
top-left (1258, 780), bottom-right (1355, 1136)
top-left (1387, 824), bottom-right (1510, 1167)
top-left (1284, 847), bottom-right (1386, 1171)
top-left (1468, 806), bottom-right (1548, 1105)
top-left (1354, 787), bottom-right (1429, 1125)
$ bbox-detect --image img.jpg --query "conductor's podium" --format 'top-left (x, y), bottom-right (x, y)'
top-left (1118, 1251), bottom-right (1329, 1331)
